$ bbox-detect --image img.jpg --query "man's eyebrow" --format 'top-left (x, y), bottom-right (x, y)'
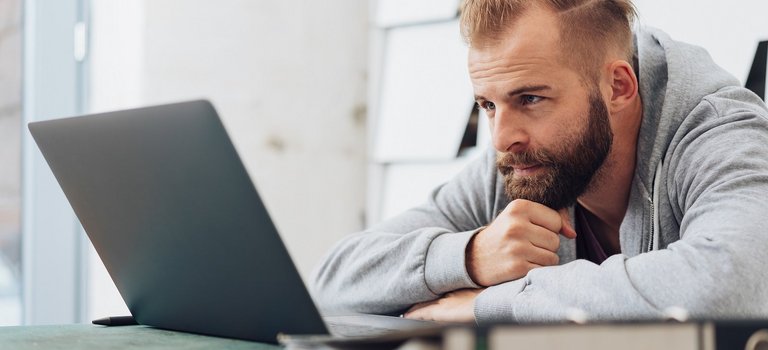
top-left (474, 85), bottom-right (552, 102)
top-left (507, 85), bottom-right (552, 97)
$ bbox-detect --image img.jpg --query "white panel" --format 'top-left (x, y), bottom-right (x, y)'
top-left (379, 158), bottom-right (474, 222)
top-left (375, 0), bottom-right (460, 27)
top-left (374, 20), bottom-right (474, 162)
top-left (22, 0), bottom-right (84, 325)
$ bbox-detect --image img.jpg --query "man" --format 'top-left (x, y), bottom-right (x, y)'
top-left (312, 0), bottom-right (768, 324)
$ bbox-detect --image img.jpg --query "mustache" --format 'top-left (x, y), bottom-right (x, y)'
top-left (496, 149), bottom-right (555, 175)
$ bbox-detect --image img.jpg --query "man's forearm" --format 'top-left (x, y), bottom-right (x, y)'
top-left (311, 226), bottom-right (480, 315)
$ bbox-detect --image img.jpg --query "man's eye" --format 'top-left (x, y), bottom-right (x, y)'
top-left (521, 95), bottom-right (543, 105)
top-left (479, 101), bottom-right (495, 111)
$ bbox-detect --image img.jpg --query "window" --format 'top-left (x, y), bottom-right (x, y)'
top-left (0, 0), bottom-right (22, 326)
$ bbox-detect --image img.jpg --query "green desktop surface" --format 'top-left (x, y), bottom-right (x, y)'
top-left (0, 324), bottom-right (281, 350)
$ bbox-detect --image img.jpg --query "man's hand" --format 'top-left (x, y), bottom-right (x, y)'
top-left (404, 289), bottom-right (483, 323)
top-left (467, 199), bottom-right (576, 287)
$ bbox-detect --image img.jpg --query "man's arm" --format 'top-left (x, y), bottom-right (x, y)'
top-left (310, 148), bottom-right (499, 315)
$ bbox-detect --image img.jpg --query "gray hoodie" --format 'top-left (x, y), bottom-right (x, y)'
top-left (311, 26), bottom-right (768, 324)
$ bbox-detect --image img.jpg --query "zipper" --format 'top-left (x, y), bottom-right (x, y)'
top-left (647, 196), bottom-right (655, 252)
top-left (648, 161), bottom-right (663, 252)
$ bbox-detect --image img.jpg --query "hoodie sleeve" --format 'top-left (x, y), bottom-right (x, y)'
top-left (475, 90), bottom-right (768, 324)
top-left (310, 148), bottom-right (499, 315)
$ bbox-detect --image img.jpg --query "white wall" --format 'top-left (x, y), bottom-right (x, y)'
top-left (634, 0), bottom-right (768, 84)
top-left (88, 0), bottom-right (368, 318)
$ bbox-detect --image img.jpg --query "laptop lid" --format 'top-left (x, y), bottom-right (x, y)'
top-left (28, 100), bottom-right (328, 343)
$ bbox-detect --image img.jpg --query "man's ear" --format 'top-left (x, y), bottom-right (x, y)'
top-left (606, 60), bottom-right (639, 113)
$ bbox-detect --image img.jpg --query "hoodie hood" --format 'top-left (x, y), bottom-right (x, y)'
top-left (633, 25), bottom-right (741, 193)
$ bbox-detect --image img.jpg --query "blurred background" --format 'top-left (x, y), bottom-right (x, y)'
top-left (0, 0), bottom-right (766, 326)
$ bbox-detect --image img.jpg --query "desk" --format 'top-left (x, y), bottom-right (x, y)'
top-left (0, 324), bottom-right (280, 350)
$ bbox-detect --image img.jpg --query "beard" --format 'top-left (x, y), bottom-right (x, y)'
top-left (496, 91), bottom-right (613, 210)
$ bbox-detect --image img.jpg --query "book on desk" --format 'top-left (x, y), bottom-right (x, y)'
top-left (279, 320), bottom-right (768, 350)
top-left (441, 320), bottom-right (768, 350)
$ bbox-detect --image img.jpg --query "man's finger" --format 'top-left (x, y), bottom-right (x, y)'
top-left (404, 305), bottom-right (431, 320)
top-left (404, 300), bottom-right (435, 319)
top-left (524, 246), bottom-right (560, 266)
top-left (515, 200), bottom-right (562, 233)
top-left (559, 208), bottom-right (577, 239)
top-left (526, 225), bottom-right (560, 252)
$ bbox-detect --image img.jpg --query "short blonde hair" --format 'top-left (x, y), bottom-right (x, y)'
top-left (460, 0), bottom-right (637, 84)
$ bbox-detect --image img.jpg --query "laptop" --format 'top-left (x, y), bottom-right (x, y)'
top-left (28, 100), bottom-right (436, 344)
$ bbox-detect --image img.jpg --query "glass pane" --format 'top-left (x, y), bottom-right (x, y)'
top-left (0, 0), bottom-right (22, 326)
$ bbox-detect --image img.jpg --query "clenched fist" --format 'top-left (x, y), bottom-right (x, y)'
top-left (466, 199), bottom-right (576, 286)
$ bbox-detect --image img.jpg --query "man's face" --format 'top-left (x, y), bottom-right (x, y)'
top-left (468, 6), bottom-right (614, 209)
top-left (496, 93), bottom-right (612, 209)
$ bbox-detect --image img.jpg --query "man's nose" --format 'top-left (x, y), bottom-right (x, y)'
top-left (492, 109), bottom-right (529, 153)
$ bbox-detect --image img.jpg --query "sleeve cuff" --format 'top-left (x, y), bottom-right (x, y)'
top-left (423, 229), bottom-right (481, 295)
top-left (474, 278), bottom-right (527, 325)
